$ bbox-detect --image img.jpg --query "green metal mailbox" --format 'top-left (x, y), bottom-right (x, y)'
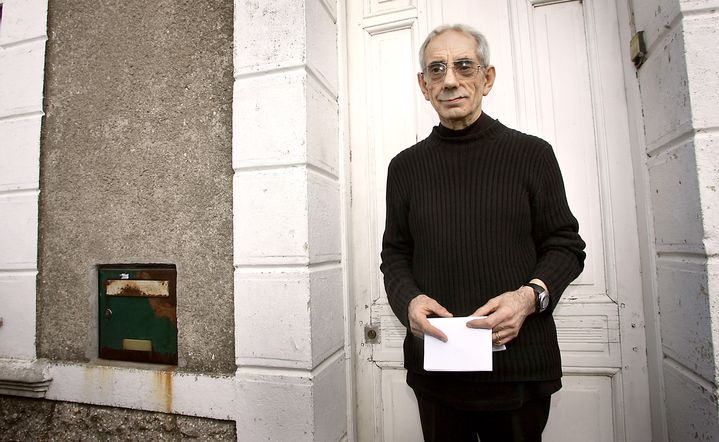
top-left (98, 265), bottom-right (177, 364)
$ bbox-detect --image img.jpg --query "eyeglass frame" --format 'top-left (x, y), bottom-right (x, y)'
top-left (420, 59), bottom-right (485, 83)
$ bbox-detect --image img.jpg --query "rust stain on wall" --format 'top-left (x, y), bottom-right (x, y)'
top-left (154, 369), bottom-right (174, 413)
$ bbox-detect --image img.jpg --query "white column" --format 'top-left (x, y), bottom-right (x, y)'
top-left (232, 0), bottom-right (347, 440)
top-left (632, 0), bottom-right (719, 438)
top-left (0, 0), bottom-right (45, 359)
top-left (0, 0), bottom-right (50, 396)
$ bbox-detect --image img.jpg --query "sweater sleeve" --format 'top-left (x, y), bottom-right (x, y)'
top-left (531, 145), bottom-right (587, 311)
top-left (380, 158), bottom-right (422, 328)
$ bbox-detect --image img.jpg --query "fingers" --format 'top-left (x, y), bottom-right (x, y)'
top-left (491, 325), bottom-right (519, 345)
top-left (466, 302), bottom-right (509, 329)
top-left (472, 297), bottom-right (498, 318)
top-left (408, 294), bottom-right (453, 342)
top-left (466, 289), bottom-right (532, 345)
top-left (421, 322), bottom-right (449, 342)
top-left (409, 294), bottom-right (453, 319)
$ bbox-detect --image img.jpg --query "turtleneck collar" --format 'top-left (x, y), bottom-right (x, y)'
top-left (433, 112), bottom-right (502, 144)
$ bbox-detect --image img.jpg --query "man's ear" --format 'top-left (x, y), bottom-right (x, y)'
top-left (417, 73), bottom-right (430, 101)
top-left (482, 65), bottom-right (496, 96)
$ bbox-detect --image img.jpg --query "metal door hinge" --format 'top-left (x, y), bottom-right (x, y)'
top-left (631, 31), bottom-right (646, 69)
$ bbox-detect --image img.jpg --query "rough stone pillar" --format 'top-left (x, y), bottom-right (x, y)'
top-left (0, 0), bottom-right (50, 392)
top-left (232, 0), bottom-right (347, 440)
top-left (632, 0), bottom-right (719, 438)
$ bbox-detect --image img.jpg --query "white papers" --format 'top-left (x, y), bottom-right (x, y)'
top-left (423, 316), bottom-right (505, 372)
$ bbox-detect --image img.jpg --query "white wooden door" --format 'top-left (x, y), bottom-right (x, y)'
top-left (347, 1), bottom-right (651, 441)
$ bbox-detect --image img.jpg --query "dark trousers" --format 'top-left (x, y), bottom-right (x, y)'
top-left (413, 391), bottom-right (551, 442)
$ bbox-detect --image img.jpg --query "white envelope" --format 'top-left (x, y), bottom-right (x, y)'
top-left (423, 316), bottom-right (505, 371)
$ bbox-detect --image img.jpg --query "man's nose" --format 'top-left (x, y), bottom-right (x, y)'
top-left (442, 67), bottom-right (459, 88)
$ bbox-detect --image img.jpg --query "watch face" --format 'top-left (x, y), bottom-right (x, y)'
top-left (539, 292), bottom-right (549, 310)
top-left (528, 283), bottom-right (548, 312)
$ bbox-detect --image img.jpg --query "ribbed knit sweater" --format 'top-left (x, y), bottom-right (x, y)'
top-left (380, 112), bottom-right (586, 383)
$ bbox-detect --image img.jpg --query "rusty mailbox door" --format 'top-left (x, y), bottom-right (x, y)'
top-left (99, 265), bottom-right (177, 365)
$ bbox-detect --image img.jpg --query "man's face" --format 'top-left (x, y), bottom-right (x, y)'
top-left (418, 30), bottom-right (496, 130)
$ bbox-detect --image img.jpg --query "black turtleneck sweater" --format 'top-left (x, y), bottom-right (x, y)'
top-left (380, 113), bottom-right (586, 408)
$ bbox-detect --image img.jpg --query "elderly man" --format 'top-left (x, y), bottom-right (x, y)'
top-left (380, 24), bottom-right (586, 441)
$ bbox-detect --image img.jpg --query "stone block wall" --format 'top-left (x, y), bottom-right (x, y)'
top-left (631, 0), bottom-right (719, 439)
top-left (0, 0), bottom-right (46, 362)
top-left (231, 0), bottom-right (348, 439)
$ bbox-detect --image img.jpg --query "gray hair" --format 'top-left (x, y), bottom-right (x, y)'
top-left (418, 24), bottom-right (491, 72)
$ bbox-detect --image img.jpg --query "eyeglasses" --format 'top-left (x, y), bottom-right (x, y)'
top-left (422, 60), bottom-right (483, 82)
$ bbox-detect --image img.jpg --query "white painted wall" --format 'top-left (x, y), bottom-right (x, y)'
top-left (0, 0), bottom-right (46, 361)
top-left (232, 0), bottom-right (348, 439)
top-left (1, 1), bottom-right (350, 440)
top-left (627, 0), bottom-right (719, 439)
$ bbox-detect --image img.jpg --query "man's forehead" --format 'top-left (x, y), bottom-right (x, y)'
top-left (424, 30), bottom-right (478, 62)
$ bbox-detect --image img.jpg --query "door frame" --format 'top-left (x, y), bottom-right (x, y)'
top-left (341, 1), bottom-right (654, 440)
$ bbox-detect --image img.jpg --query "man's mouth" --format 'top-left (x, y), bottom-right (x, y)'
top-left (440, 96), bottom-right (465, 104)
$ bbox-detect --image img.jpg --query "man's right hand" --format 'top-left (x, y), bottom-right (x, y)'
top-left (408, 294), bottom-right (453, 342)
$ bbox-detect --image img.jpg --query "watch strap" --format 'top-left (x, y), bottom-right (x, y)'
top-left (526, 282), bottom-right (547, 313)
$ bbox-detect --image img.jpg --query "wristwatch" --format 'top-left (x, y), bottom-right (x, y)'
top-left (527, 282), bottom-right (549, 313)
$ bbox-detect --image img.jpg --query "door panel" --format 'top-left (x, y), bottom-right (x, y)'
top-left (544, 372), bottom-right (617, 442)
top-left (347, 1), bottom-right (648, 440)
top-left (381, 369), bottom-right (424, 442)
top-left (375, 369), bottom-right (617, 442)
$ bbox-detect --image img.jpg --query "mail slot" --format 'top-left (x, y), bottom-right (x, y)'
top-left (98, 264), bottom-right (177, 364)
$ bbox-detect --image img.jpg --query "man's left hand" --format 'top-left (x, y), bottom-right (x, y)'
top-left (465, 285), bottom-right (538, 345)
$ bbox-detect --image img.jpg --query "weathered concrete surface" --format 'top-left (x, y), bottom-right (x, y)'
top-left (0, 395), bottom-right (236, 440)
top-left (37, 0), bottom-right (235, 372)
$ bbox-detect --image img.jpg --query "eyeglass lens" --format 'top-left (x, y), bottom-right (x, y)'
top-left (425, 60), bottom-right (480, 81)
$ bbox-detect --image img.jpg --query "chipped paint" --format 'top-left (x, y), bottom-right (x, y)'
top-left (106, 280), bottom-right (169, 297)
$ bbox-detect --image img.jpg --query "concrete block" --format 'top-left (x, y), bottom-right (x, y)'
top-left (235, 268), bottom-right (313, 368)
top-left (234, 167), bottom-right (310, 266)
top-left (234, 265), bottom-right (344, 368)
top-left (307, 0), bottom-right (338, 93)
top-left (656, 258), bottom-right (715, 382)
top-left (0, 41), bottom-right (46, 117)
top-left (684, 14), bottom-right (719, 130)
top-left (307, 74), bottom-right (340, 177)
top-left (234, 166), bottom-right (340, 266)
top-left (312, 352), bottom-right (347, 442)
top-left (663, 360), bottom-right (719, 440)
top-left (234, 0), bottom-right (306, 74)
top-left (0, 193), bottom-right (38, 269)
top-left (0, 272), bottom-right (37, 359)
top-left (696, 133), bottom-right (719, 256)
top-left (307, 171), bottom-right (341, 263)
top-left (233, 70), bottom-right (339, 176)
top-left (711, 258), bottom-right (719, 373)
top-left (235, 355), bottom-right (347, 441)
top-left (638, 24), bottom-right (692, 152)
top-left (0, 0), bottom-right (48, 46)
top-left (649, 140), bottom-right (703, 252)
top-left (0, 116), bottom-right (41, 191)
top-left (236, 371), bottom-right (314, 440)
top-left (309, 266), bottom-right (344, 367)
top-left (233, 70), bottom-right (308, 169)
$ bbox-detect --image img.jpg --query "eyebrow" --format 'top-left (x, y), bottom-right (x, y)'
top-left (428, 57), bottom-right (475, 64)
